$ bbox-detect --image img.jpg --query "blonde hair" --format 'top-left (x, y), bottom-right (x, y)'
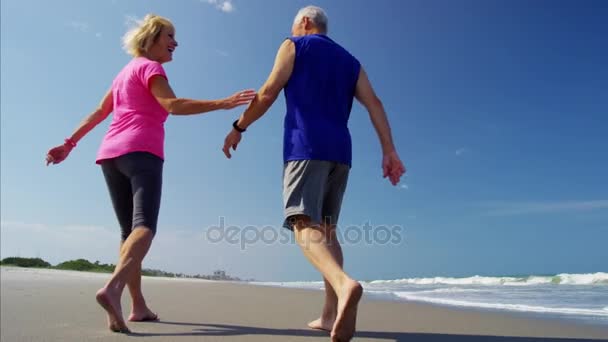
top-left (122, 14), bottom-right (174, 57)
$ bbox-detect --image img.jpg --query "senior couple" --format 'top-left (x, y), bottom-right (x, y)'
top-left (46, 6), bottom-right (405, 341)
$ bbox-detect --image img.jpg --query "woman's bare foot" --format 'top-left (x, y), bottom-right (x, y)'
top-left (95, 287), bottom-right (130, 333)
top-left (128, 307), bottom-right (159, 322)
top-left (331, 280), bottom-right (363, 342)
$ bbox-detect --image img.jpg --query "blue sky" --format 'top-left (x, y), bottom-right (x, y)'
top-left (1, 0), bottom-right (607, 281)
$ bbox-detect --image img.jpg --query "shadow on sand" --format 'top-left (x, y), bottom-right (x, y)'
top-left (127, 321), bottom-right (606, 341)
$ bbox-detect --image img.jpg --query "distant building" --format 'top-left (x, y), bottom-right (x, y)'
top-left (213, 270), bottom-right (227, 279)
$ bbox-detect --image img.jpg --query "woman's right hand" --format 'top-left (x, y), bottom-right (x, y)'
top-left (46, 143), bottom-right (73, 166)
top-left (223, 89), bottom-right (257, 109)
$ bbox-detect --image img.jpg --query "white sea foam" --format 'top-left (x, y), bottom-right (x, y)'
top-left (367, 273), bottom-right (608, 286)
top-left (251, 273), bottom-right (608, 322)
top-left (394, 291), bottom-right (608, 317)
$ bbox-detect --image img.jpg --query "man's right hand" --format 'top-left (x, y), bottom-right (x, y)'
top-left (382, 151), bottom-right (406, 186)
top-left (222, 129), bottom-right (242, 159)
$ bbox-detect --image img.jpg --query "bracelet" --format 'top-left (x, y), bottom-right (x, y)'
top-left (232, 120), bottom-right (246, 133)
top-left (64, 138), bottom-right (77, 148)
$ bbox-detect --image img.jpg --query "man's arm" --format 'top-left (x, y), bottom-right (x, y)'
top-left (354, 67), bottom-right (396, 155)
top-left (235, 39), bottom-right (295, 129)
top-left (355, 66), bottom-right (406, 185)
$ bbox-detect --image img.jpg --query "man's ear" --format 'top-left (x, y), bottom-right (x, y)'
top-left (302, 17), bottom-right (312, 30)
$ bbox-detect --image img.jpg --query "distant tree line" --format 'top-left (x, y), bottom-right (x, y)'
top-left (0, 257), bottom-right (248, 281)
top-left (0, 257), bottom-right (51, 268)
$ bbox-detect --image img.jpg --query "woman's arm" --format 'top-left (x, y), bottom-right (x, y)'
top-left (149, 76), bottom-right (255, 115)
top-left (69, 89), bottom-right (114, 143)
top-left (45, 90), bottom-right (113, 165)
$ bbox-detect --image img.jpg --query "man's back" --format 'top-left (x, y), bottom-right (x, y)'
top-left (283, 34), bottom-right (360, 167)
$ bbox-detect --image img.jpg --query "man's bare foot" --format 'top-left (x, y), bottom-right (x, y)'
top-left (95, 287), bottom-right (130, 333)
top-left (308, 290), bottom-right (337, 332)
top-left (128, 307), bottom-right (159, 322)
top-left (331, 280), bottom-right (363, 342)
top-left (307, 315), bottom-right (334, 332)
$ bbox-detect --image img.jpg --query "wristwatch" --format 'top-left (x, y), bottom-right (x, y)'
top-left (233, 120), bottom-right (246, 133)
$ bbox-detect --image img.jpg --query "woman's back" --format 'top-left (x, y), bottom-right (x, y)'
top-left (96, 57), bottom-right (169, 164)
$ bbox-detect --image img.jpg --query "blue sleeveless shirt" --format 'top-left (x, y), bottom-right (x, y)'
top-left (283, 34), bottom-right (361, 167)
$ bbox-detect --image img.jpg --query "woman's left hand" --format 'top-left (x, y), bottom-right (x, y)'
top-left (223, 89), bottom-right (257, 110)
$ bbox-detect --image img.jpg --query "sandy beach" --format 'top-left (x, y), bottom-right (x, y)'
top-left (1, 267), bottom-right (606, 342)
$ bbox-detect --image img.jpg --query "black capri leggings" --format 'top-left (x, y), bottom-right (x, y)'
top-left (100, 151), bottom-right (163, 241)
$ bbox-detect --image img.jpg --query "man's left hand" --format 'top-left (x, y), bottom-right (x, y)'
top-left (382, 151), bottom-right (406, 186)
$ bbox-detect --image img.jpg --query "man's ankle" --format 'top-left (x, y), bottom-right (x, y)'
top-left (131, 299), bottom-right (147, 310)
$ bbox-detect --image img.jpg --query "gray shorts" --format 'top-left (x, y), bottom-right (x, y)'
top-left (283, 160), bottom-right (350, 230)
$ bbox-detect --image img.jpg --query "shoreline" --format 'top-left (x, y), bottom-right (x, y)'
top-left (246, 281), bottom-right (608, 329)
top-left (2, 267), bottom-right (607, 341)
top-left (3, 266), bottom-right (607, 329)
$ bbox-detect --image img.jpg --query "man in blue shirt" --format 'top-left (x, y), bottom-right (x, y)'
top-left (223, 6), bottom-right (405, 341)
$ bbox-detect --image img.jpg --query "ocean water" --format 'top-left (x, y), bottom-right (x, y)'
top-left (252, 272), bottom-right (608, 325)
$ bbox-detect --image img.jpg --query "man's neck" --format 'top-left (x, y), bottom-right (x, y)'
top-left (307, 29), bottom-right (323, 35)
top-left (297, 28), bottom-right (324, 37)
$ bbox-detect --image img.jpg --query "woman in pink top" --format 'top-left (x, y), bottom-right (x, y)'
top-left (45, 14), bottom-right (255, 333)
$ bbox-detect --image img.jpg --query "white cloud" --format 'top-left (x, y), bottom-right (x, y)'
top-left (455, 147), bottom-right (468, 156)
top-left (400, 184), bottom-right (409, 190)
top-left (205, 0), bottom-right (235, 13)
top-left (220, 1), bottom-right (234, 12)
top-left (124, 14), bottom-right (141, 27)
top-left (480, 200), bottom-right (608, 216)
top-left (95, 32), bottom-right (103, 39)
top-left (67, 21), bottom-right (89, 33)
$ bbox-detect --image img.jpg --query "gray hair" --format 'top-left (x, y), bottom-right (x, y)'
top-left (293, 6), bottom-right (328, 34)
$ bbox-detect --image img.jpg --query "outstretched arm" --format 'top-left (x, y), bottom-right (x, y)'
top-left (354, 67), bottom-right (406, 185)
top-left (149, 76), bottom-right (255, 115)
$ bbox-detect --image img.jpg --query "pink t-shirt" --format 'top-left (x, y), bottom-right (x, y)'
top-left (96, 57), bottom-right (169, 164)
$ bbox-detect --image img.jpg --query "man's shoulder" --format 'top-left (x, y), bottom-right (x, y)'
top-left (319, 36), bottom-right (358, 61)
